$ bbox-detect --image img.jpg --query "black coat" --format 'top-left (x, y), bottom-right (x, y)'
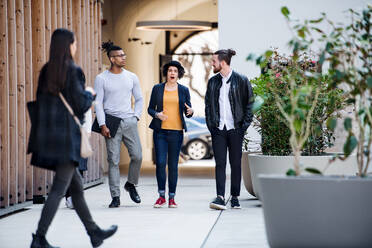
top-left (205, 71), bottom-right (254, 132)
top-left (27, 62), bottom-right (93, 170)
top-left (148, 83), bottom-right (193, 132)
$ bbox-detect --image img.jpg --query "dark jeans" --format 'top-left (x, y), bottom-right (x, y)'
top-left (153, 129), bottom-right (183, 196)
top-left (211, 126), bottom-right (244, 197)
top-left (36, 163), bottom-right (97, 236)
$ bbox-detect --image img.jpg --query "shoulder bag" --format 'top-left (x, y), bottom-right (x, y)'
top-left (59, 93), bottom-right (93, 158)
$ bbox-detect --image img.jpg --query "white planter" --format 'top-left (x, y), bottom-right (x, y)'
top-left (259, 175), bottom-right (372, 247)
top-left (248, 154), bottom-right (357, 199)
top-left (241, 151), bottom-right (256, 196)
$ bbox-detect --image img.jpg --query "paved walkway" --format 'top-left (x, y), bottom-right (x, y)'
top-left (0, 163), bottom-right (269, 248)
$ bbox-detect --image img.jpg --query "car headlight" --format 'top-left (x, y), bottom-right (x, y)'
top-left (207, 135), bottom-right (212, 142)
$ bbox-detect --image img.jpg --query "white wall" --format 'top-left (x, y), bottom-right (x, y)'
top-left (219, 0), bottom-right (371, 79)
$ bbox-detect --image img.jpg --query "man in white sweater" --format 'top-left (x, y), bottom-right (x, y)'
top-left (94, 41), bottom-right (143, 208)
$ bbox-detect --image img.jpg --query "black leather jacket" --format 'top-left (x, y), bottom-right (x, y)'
top-left (205, 71), bottom-right (254, 132)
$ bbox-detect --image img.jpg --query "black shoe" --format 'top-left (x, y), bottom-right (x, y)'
top-left (108, 197), bottom-right (120, 208)
top-left (30, 233), bottom-right (60, 248)
top-left (209, 196), bottom-right (227, 210)
top-left (124, 182), bottom-right (141, 203)
top-left (88, 225), bottom-right (118, 248)
top-left (231, 197), bottom-right (241, 209)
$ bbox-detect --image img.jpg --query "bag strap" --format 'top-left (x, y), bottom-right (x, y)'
top-left (59, 93), bottom-right (82, 128)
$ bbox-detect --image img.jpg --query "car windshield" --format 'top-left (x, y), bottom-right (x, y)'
top-left (185, 118), bottom-right (207, 130)
top-left (186, 121), bottom-right (203, 131)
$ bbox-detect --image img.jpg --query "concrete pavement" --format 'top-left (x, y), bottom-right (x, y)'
top-left (0, 163), bottom-right (268, 248)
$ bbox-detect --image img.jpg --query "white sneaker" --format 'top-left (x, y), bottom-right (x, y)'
top-left (65, 197), bottom-right (74, 209)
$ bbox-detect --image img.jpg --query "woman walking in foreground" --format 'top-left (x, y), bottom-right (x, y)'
top-left (28, 28), bottom-right (117, 248)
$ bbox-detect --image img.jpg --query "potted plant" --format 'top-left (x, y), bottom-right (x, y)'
top-left (241, 124), bottom-right (261, 197)
top-left (246, 51), bottom-right (353, 198)
top-left (254, 6), bottom-right (372, 247)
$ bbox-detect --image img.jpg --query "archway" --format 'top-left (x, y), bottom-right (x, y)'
top-left (160, 29), bottom-right (218, 117)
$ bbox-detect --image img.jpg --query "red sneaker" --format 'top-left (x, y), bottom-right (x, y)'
top-left (168, 198), bottom-right (178, 208)
top-left (154, 197), bottom-right (166, 208)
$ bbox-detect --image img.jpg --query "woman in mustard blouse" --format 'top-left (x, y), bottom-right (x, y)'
top-left (148, 61), bottom-right (193, 208)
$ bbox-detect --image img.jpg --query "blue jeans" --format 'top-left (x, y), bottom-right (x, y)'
top-left (153, 129), bottom-right (183, 196)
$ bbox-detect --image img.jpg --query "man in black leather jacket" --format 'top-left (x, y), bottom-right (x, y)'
top-left (205, 49), bottom-right (254, 210)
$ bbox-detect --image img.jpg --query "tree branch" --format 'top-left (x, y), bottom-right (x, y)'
top-left (299, 87), bottom-right (320, 148)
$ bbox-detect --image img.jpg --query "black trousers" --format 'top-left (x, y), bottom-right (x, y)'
top-left (65, 169), bottom-right (84, 199)
top-left (211, 126), bottom-right (244, 197)
top-left (36, 163), bottom-right (97, 236)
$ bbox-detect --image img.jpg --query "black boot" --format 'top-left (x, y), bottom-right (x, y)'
top-left (30, 233), bottom-right (60, 248)
top-left (108, 196), bottom-right (120, 208)
top-left (124, 181), bottom-right (141, 203)
top-left (88, 225), bottom-right (118, 248)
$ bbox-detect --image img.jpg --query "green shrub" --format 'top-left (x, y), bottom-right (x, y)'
top-left (251, 51), bottom-right (345, 157)
top-left (248, 5), bottom-right (370, 175)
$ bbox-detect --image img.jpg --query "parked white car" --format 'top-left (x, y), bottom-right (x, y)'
top-left (182, 118), bottom-right (213, 160)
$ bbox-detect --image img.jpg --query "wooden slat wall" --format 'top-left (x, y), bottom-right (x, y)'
top-left (62, 0), bottom-right (67, 28)
top-left (31, 0), bottom-right (47, 200)
top-left (87, 0), bottom-right (93, 183)
top-left (16, 0), bottom-right (26, 203)
top-left (1, 0), bottom-right (10, 208)
top-left (8, 0), bottom-right (18, 205)
top-left (56, 0), bottom-right (62, 28)
top-left (67, 0), bottom-right (72, 30)
top-left (97, 0), bottom-right (103, 182)
top-left (24, 0), bottom-right (33, 201)
top-left (72, 0), bottom-right (82, 66)
top-left (0, 0), bottom-right (103, 211)
top-left (92, 1), bottom-right (98, 181)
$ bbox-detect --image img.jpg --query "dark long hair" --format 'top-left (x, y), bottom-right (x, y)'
top-left (46, 28), bottom-right (75, 95)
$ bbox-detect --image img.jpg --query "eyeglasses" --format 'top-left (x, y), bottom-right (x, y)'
top-left (111, 54), bottom-right (126, 59)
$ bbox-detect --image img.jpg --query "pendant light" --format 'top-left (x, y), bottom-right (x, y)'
top-left (136, 0), bottom-right (212, 31)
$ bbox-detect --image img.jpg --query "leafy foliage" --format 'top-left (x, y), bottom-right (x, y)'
top-left (251, 74), bottom-right (291, 156)
top-left (322, 6), bottom-right (372, 176)
top-left (283, 5), bottom-right (372, 176)
top-left (247, 6), bottom-right (352, 174)
top-left (250, 53), bottom-right (345, 157)
top-left (248, 5), bottom-right (371, 176)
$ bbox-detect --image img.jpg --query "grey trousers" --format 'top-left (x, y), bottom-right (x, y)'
top-left (106, 116), bottom-right (142, 198)
top-left (36, 163), bottom-right (97, 236)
